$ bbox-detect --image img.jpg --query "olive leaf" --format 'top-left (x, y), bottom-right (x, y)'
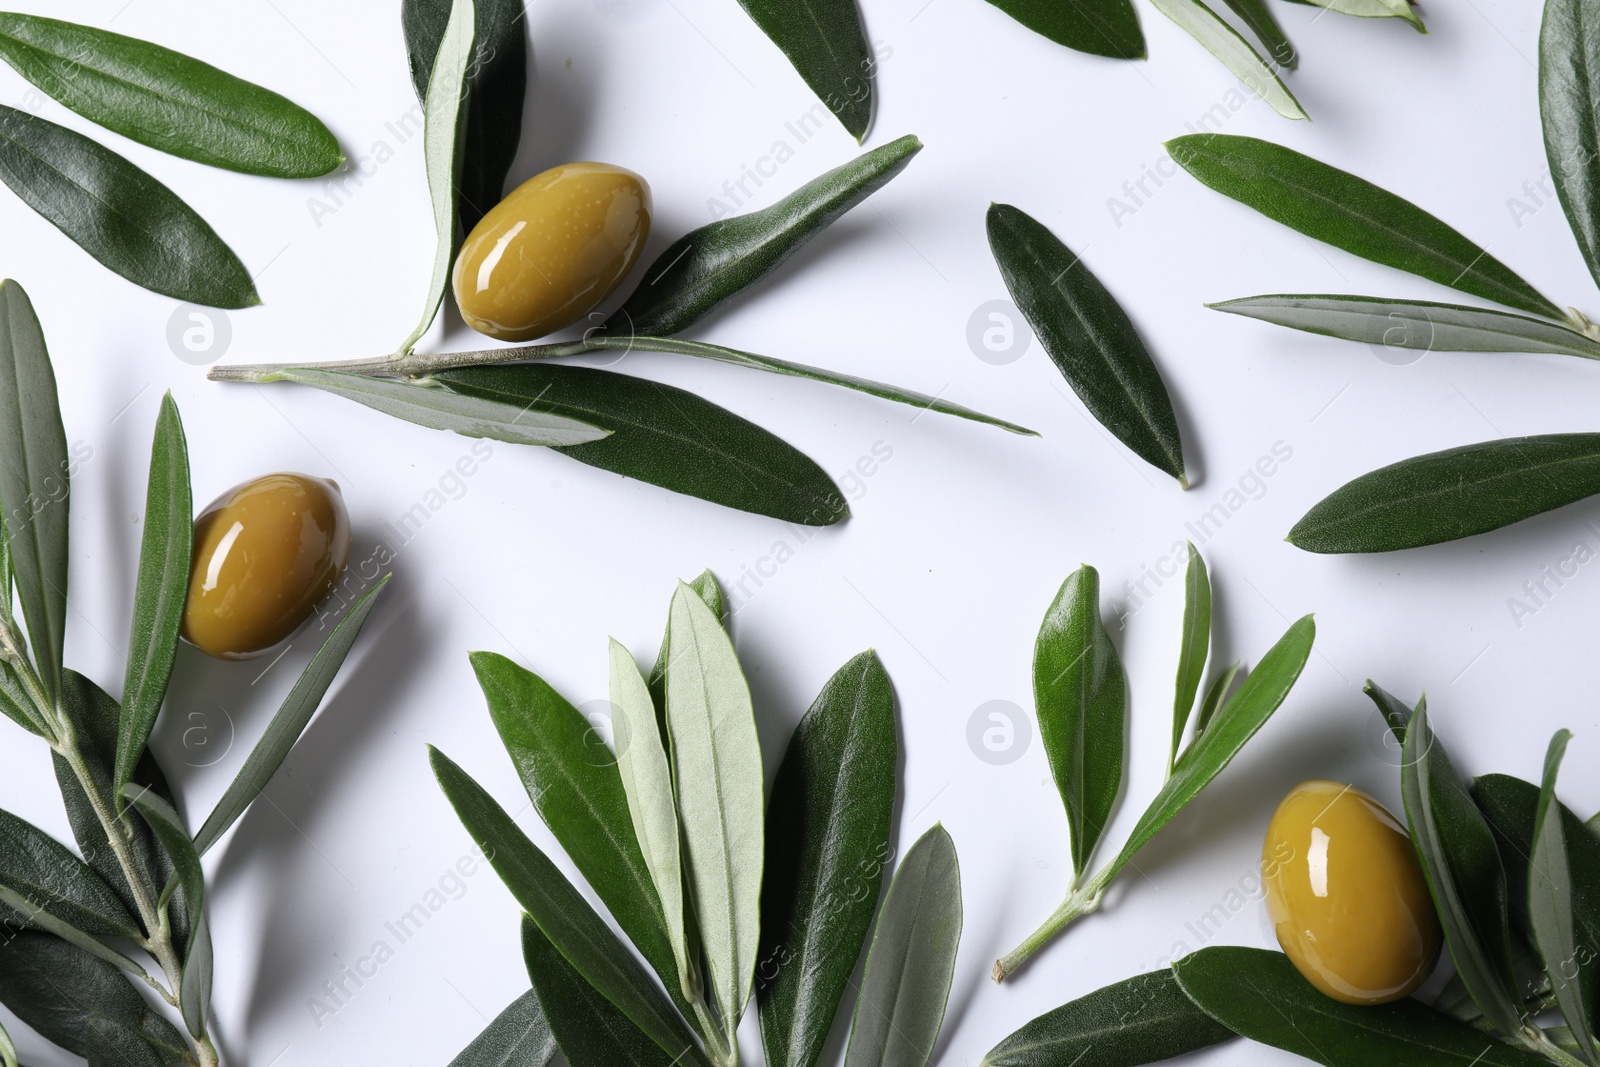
top-left (1363, 679), bottom-right (1417, 746)
top-left (980, 0), bottom-right (1145, 59)
top-left (1190, 660), bottom-right (1239, 740)
top-left (447, 989), bottom-right (556, 1067)
top-left (1169, 135), bottom-right (1562, 320)
top-left (1209, 296), bottom-right (1600, 360)
top-left (614, 136), bottom-right (922, 337)
top-left (987, 203), bottom-right (1187, 484)
top-left (1146, 0), bottom-right (1306, 121)
top-left (0, 881), bottom-right (151, 981)
top-left (1402, 709), bottom-right (1524, 1040)
top-left (1034, 565), bottom-right (1126, 879)
top-left (1169, 543), bottom-right (1210, 775)
top-left (650, 569), bottom-right (728, 705)
top-left (0, 13), bottom-right (341, 178)
top-left (733, 0), bottom-right (874, 142)
top-left (0, 109), bottom-right (258, 308)
top-left (0, 1017), bottom-right (14, 1067)
top-left (437, 364), bottom-right (850, 525)
top-left (981, 969), bottom-right (1236, 1067)
top-left (1173, 946), bottom-right (1547, 1067)
top-left (1220, 0), bottom-right (1296, 68)
top-left (1288, 434), bottom-right (1600, 553)
top-left (759, 651), bottom-right (898, 1067)
top-left (115, 394), bottom-right (191, 802)
top-left (121, 786), bottom-right (211, 1038)
top-left (0, 807), bottom-right (138, 937)
top-left (1541, 0), bottom-right (1600, 293)
top-left (844, 824), bottom-right (962, 1067)
top-left (1303, 0), bottom-right (1424, 29)
top-left (193, 576), bottom-right (391, 856)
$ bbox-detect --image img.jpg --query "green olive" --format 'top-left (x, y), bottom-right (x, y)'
top-left (451, 161), bottom-right (652, 342)
top-left (182, 474), bottom-right (351, 660)
top-left (1262, 779), bottom-right (1443, 1005)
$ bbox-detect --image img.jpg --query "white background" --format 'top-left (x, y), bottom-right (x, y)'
top-left (0, 0), bottom-right (1596, 1063)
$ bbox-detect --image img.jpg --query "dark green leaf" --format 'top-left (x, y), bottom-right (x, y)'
top-left (1541, 0), bottom-right (1600, 294)
top-left (0, 280), bottom-right (68, 699)
top-left (980, 969), bottom-right (1235, 1067)
top-left (439, 364), bottom-right (849, 525)
top-left (403, 0), bottom-right (527, 231)
top-left (844, 825), bottom-right (962, 1067)
top-left (1210, 295), bottom-right (1600, 359)
top-left (1220, 0), bottom-right (1295, 68)
top-left (987, 203), bottom-right (1187, 484)
top-left (734, 0), bottom-right (873, 141)
top-left (447, 989), bottom-right (556, 1067)
top-left (469, 651), bottom-right (688, 1014)
top-left (1147, 0), bottom-right (1306, 119)
top-left (1168, 135), bottom-right (1561, 319)
top-left (115, 393), bottom-right (190, 800)
top-left (194, 575), bottom-right (390, 856)
top-left (1288, 434), bottom-right (1600, 553)
top-left (430, 748), bottom-right (705, 1064)
top-left (0, 109), bottom-right (258, 307)
top-left (613, 136), bottom-right (921, 336)
top-left (0, 931), bottom-right (187, 1064)
top-left (981, 0), bottom-right (1144, 59)
top-left (0, 13), bottom-right (341, 178)
top-left (1174, 946), bottom-right (1547, 1067)
top-left (523, 916), bottom-right (680, 1067)
top-left (0, 807), bottom-right (137, 936)
top-left (1363, 679), bottom-right (1417, 746)
top-left (1170, 543), bottom-right (1210, 773)
top-left (1190, 660), bottom-right (1239, 740)
top-left (1403, 709), bottom-right (1522, 1039)
top-left (1034, 565), bottom-right (1126, 879)
top-left (121, 785), bottom-right (209, 1038)
top-left (759, 651), bottom-right (898, 1067)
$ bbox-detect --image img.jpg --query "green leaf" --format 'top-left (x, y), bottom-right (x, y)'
top-left (0, 13), bottom-right (341, 178)
top-left (0, 807), bottom-right (138, 936)
top-left (1362, 679), bottom-right (1417, 746)
top-left (1111, 616), bottom-right (1313, 880)
top-left (1543, 0), bottom-right (1600, 294)
top-left (0, 109), bottom-right (258, 307)
top-left (1402, 709), bottom-right (1522, 1039)
top-left (1170, 543), bottom-right (1210, 774)
top-left (438, 364), bottom-right (849, 525)
top-left (1301, 0), bottom-right (1424, 29)
top-left (1528, 731), bottom-right (1599, 1065)
top-left (608, 638), bottom-right (692, 1000)
top-left (115, 393), bottom-right (191, 801)
top-left (1210, 295), bottom-right (1600, 359)
top-left (844, 824), bottom-right (962, 1067)
top-left (400, 0), bottom-right (475, 353)
top-left (1168, 135), bottom-right (1560, 319)
top-left (270, 367), bottom-right (609, 447)
top-left (194, 576), bottom-right (390, 856)
top-left (981, 0), bottom-right (1144, 59)
top-left (430, 748), bottom-right (705, 1064)
top-left (759, 651), bottom-right (898, 1067)
top-left (1146, 0), bottom-right (1306, 120)
top-left (402, 0), bottom-right (527, 232)
top-left (470, 650), bottom-right (688, 1012)
top-left (121, 785), bottom-right (209, 1038)
top-left (987, 204), bottom-right (1187, 484)
top-left (1220, 0), bottom-right (1296, 68)
top-left (980, 969), bottom-right (1235, 1067)
top-left (0, 931), bottom-right (187, 1064)
top-left (1288, 434), bottom-right (1600, 553)
top-left (733, 0), bottom-right (873, 142)
top-left (447, 989), bottom-right (556, 1067)
top-left (1190, 660), bottom-right (1239, 741)
top-left (523, 916), bottom-right (681, 1067)
top-left (0, 1017), bottom-right (14, 1067)
top-left (1173, 946), bottom-right (1546, 1067)
top-left (1034, 565), bottom-right (1126, 879)
top-left (0, 658), bottom-right (44, 737)
top-left (613, 136), bottom-right (922, 336)
top-left (0, 280), bottom-right (68, 699)
top-left (665, 582), bottom-right (765, 1034)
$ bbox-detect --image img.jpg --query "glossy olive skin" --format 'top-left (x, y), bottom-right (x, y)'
top-left (452, 162), bottom-right (651, 342)
top-left (1263, 780), bottom-right (1443, 1005)
top-left (182, 474), bottom-right (350, 660)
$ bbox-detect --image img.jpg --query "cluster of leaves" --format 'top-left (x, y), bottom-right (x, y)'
top-left (983, 686), bottom-right (1599, 1067)
top-left (1172, 0), bottom-right (1600, 553)
top-left (210, 0), bottom-right (1029, 526)
top-left (434, 573), bottom-right (963, 1067)
top-left (0, 12), bottom-right (342, 307)
top-left (0, 280), bottom-right (387, 1067)
top-left (991, 545), bottom-right (1315, 980)
top-left (982, 0), bottom-right (1421, 124)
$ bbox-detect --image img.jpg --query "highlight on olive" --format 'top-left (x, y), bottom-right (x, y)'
top-left (182, 473), bottom-right (351, 660)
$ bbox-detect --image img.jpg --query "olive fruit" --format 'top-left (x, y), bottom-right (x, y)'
top-left (1262, 780), bottom-right (1443, 1005)
top-left (452, 162), bottom-right (652, 342)
top-left (182, 474), bottom-right (351, 660)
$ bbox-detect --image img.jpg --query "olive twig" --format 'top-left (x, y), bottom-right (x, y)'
top-left (991, 866), bottom-right (1116, 983)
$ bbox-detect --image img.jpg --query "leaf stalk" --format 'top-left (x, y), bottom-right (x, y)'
top-left (992, 867), bottom-right (1114, 982)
